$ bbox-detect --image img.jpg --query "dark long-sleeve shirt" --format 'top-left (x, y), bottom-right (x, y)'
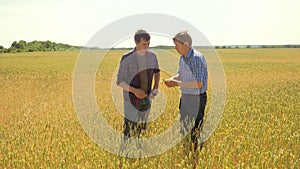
top-left (116, 48), bottom-right (160, 105)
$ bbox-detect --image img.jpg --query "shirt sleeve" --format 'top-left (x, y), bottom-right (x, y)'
top-left (153, 54), bottom-right (160, 73)
top-left (116, 55), bottom-right (127, 85)
top-left (193, 55), bottom-right (207, 83)
top-left (177, 58), bottom-right (181, 75)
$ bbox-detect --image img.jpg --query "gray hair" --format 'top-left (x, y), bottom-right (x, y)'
top-left (173, 31), bottom-right (192, 47)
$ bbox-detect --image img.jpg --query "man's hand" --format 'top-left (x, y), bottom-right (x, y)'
top-left (132, 88), bottom-right (147, 99)
top-left (150, 89), bottom-right (159, 99)
top-left (164, 79), bottom-right (178, 87)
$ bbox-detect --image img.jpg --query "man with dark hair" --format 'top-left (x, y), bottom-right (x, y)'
top-left (116, 30), bottom-right (160, 152)
top-left (165, 31), bottom-right (208, 152)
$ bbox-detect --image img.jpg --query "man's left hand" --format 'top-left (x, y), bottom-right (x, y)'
top-left (150, 89), bottom-right (159, 99)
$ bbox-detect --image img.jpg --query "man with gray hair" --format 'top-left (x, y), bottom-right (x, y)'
top-left (165, 31), bottom-right (208, 152)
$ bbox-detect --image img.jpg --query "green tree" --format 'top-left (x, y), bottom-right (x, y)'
top-left (18, 40), bottom-right (27, 50)
top-left (11, 41), bottom-right (18, 48)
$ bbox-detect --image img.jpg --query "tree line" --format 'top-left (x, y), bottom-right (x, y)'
top-left (1, 41), bottom-right (299, 53)
top-left (215, 45), bottom-right (300, 49)
top-left (0, 40), bottom-right (84, 53)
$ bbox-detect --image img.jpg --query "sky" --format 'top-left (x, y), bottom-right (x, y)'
top-left (0, 0), bottom-right (299, 48)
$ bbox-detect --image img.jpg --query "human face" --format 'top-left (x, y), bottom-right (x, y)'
top-left (135, 38), bottom-right (150, 55)
top-left (174, 40), bottom-right (188, 57)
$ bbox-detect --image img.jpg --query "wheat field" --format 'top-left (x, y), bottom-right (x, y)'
top-left (0, 48), bottom-right (299, 168)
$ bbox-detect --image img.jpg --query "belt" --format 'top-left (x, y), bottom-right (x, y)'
top-left (200, 92), bottom-right (206, 96)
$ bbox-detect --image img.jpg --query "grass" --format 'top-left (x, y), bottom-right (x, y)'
top-left (0, 48), bottom-right (299, 168)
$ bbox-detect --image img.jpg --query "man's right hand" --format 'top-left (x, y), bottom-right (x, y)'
top-left (132, 88), bottom-right (147, 99)
top-left (164, 79), bottom-right (178, 87)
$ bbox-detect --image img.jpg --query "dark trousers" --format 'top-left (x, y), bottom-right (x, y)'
top-left (123, 115), bottom-right (147, 139)
top-left (180, 92), bottom-right (207, 151)
top-left (192, 92), bottom-right (207, 150)
top-left (119, 100), bottom-right (150, 157)
top-left (123, 100), bottom-right (150, 140)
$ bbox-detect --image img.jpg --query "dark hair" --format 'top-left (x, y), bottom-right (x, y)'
top-left (134, 30), bottom-right (150, 43)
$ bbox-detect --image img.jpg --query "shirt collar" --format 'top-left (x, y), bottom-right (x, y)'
top-left (133, 47), bottom-right (149, 56)
top-left (181, 48), bottom-right (194, 61)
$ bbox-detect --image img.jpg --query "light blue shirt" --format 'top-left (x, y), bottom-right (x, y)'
top-left (178, 48), bottom-right (208, 95)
